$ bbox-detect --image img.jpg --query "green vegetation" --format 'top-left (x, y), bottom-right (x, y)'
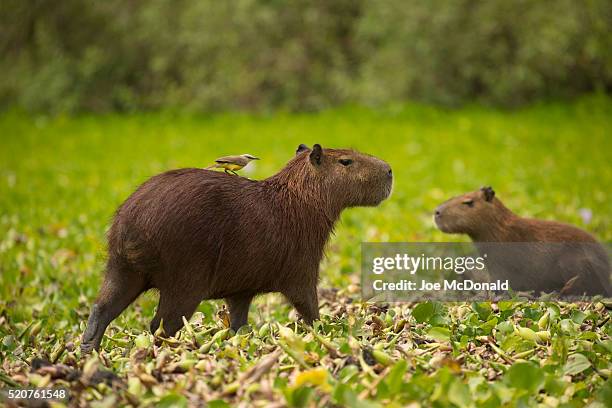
top-left (1, 96), bottom-right (611, 406)
top-left (2, 0), bottom-right (611, 113)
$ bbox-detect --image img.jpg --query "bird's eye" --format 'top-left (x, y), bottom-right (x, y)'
top-left (339, 159), bottom-right (353, 166)
top-left (462, 200), bottom-right (474, 207)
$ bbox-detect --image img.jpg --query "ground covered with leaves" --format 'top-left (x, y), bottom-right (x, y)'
top-left (1, 292), bottom-right (611, 406)
top-left (1, 96), bottom-right (611, 406)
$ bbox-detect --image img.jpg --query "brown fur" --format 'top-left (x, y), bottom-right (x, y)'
top-left (81, 144), bottom-right (392, 352)
top-left (434, 187), bottom-right (611, 296)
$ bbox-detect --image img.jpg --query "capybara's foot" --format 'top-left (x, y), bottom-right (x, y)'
top-left (81, 304), bottom-right (103, 353)
top-left (80, 342), bottom-right (95, 354)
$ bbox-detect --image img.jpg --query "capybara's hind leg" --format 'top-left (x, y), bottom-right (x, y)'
top-left (150, 291), bottom-right (201, 337)
top-left (81, 262), bottom-right (146, 353)
top-left (226, 294), bottom-right (254, 331)
top-left (284, 286), bottom-right (319, 325)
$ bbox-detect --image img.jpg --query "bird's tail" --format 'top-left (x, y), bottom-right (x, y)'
top-left (205, 164), bottom-right (218, 170)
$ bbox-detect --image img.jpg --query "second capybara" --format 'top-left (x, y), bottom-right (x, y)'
top-left (81, 144), bottom-right (393, 352)
top-left (435, 187), bottom-right (611, 296)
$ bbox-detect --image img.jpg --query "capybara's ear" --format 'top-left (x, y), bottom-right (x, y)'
top-left (296, 144), bottom-right (310, 155)
top-left (481, 186), bottom-right (495, 202)
top-left (310, 144), bottom-right (323, 165)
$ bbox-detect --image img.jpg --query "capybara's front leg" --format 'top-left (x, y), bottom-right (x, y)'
top-left (284, 286), bottom-right (319, 325)
top-left (150, 291), bottom-right (202, 337)
top-left (226, 294), bottom-right (254, 331)
top-left (557, 253), bottom-right (612, 296)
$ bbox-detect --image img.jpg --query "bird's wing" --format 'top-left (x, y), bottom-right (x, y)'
top-left (215, 155), bottom-right (248, 166)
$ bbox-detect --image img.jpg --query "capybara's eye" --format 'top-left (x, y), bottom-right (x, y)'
top-left (339, 159), bottom-right (353, 166)
top-left (462, 199), bottom-right (474, 207)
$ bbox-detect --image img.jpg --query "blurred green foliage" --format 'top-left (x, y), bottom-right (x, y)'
top-left (1, 0), bottom-right (610, 113)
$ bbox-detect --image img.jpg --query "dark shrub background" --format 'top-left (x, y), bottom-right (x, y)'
top-left (1, 0), bottom-right (610, 113)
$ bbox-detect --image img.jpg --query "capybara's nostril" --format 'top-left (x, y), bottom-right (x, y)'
top-left (435, 210), bottom-right (441, 217)
top-left (388, 168), bottom-right (393, 177)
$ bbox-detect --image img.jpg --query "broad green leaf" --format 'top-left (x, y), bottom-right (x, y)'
top-left (472, 302), bottom-right (492, 321)
top-left (208, 401), bottom-right (231, 408)
top-left (157, 394), bottom-right (188, 408)
top-left (563, 354), bottom-right (591, 376)
top-left (479, 317), bottom-right (497, 334)
top-left (504, 363), bottom-right (544, 393)
top-left (497, 301), bottom-right (515, 312)
top-left (412, 302), bottom-right (434, 323)
top-left (427, 326), bottom-right (451, 342)
top-left (496, 321), bottom-right (514, 335)
top-left (570, 310), bottom-right (587, 324)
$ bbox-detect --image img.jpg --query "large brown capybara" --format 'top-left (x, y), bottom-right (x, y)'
top-left (81, 144), bottom-right (392, 352)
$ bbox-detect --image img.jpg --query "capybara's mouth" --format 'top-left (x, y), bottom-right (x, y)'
top-left (433, 213), bottom-right (449, 232)
top-left (364, 171), bottom-right (393, 205)
top-left (377, 176), bottom-right (393, 204)
top-left (363, 181), bottom-right (393, 207)
top-left (383, 176), bottom-right (393, 197)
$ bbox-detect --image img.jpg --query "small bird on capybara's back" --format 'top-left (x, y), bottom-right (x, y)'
top-left (81, 144), bottom-right (393, 352)
top-left (435, 187), bottom-right (611, 296)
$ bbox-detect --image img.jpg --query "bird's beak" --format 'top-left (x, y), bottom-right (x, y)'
top-left (253, 157), bottom-right (260, 160)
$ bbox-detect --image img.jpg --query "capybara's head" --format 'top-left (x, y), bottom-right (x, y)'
top-left (434, 186), bottom-right (499, 234)
top-left (288, 144), bottom-right (393, 209)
